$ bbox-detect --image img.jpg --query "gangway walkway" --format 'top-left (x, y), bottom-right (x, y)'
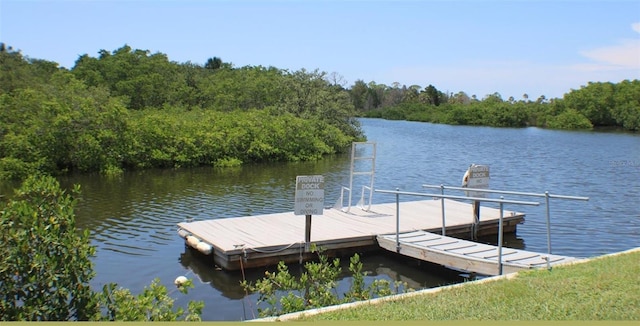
top-left (377, 230), bottom-right (578, 276)
top-left (374, 187), bottom-right (588, 276)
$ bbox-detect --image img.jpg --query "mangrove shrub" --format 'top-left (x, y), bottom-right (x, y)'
top-left (0, 175), bottom-right (203, 321)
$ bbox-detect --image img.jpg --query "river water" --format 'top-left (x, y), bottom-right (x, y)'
top-left (2, 118), bottom-right (639, 320)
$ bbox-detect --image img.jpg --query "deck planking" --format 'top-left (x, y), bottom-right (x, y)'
top-left (177, 198), bottom-right (525, 270)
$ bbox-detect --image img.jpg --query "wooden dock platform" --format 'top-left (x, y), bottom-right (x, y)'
top-left (377, 230), bottom-right (576, 276)
top-left (177, 198), bottom-right (525, 270)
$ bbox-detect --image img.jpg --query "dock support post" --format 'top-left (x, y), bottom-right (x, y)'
top-left (440, 184), bottom-right (446, 236)
top-left (305, 214), bottom-right (312, 252)
top-left (545, 191), bottom-right (552, 270)
top-left (472, 201), bottom-right (480, 240)
top-left (498, 197), bottom-right (504, 275)
top-left (395, 188), bottom-right (400, 253)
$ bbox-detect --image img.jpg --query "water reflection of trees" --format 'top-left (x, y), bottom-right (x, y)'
top-left (54, 155), bottom-right (351, 235)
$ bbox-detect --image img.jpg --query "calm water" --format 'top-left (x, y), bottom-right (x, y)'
top-left (2, 118), bottom-right (639, 320)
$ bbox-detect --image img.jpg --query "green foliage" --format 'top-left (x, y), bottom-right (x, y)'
top-left (547, 109), bottom-right (593, 130)
top-left (2, 43), bottom-right (638, 181)
top-left (354, 79), bottom-right (639, 131)
top-left (241, 246), bottom-right (410, 317)
top-left (97, 279), bottom-right (203, 321)
top-left (610, 79), bottom-right (640, 131)
top-left (562, 81), bottom-right (616, 126)
top-left (0, 175), bottom-right (98, 320)
top-left (72, 45), bottom-right (186, 110)
top-left (0, 44), bottom-right (63, 93)
top-left (0, 44), bottom-right (364, 181)
top-left (0, 175), bottom-right (203, 321)
top-left (0, 67), bottom-right (131, 179)
top-left (123, 108), bottom-right (349, 169)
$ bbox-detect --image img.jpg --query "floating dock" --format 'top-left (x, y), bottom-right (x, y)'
top-left (177, 198), bottom-right (525, 271)
top-left (177, 143), bottom-right (581, 275)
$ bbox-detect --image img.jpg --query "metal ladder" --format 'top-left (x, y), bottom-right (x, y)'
top-left (335, 142), bottom-right (376, 212)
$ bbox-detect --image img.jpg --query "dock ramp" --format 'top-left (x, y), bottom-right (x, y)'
top-left (377, 230), bottom-right (577, 276)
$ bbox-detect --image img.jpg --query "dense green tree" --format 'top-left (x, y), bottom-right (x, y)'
top-left (486, 102), bottom-right (529, 127)
top-left (403, 85), bottom-right (422, 103)
top-left (0, 175), bottom-right (97, 320)
top-left (72, 45), bottom-right (187, 110)
top-left (196, 65), bottom-right (285, 111)
top-left (562, 81), bottom-right (616, 126)
top-left (204, 56), bottom-right (223, 70)
top-left (610, 79), bottom-right (640, 131)
top-left (279, 69), bottom-right (361, 139)
top-left (547, 109), bottom-right (593, 129)
top-left (421, 84), bottom-right (442, 106)
top-left (349, 79), bottom-right (369, 111)
top-left (366, 81), bottom-right (384, 109)
top-left (0, 175), bottom-right (203, 321)
top-left (0, 68), bottom-right (130, 179)
top-left (0, 44), bottom-right (64, 94)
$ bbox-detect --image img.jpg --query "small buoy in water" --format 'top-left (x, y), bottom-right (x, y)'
top-left (186, 235), bottom-right (200, 248)
top-left (196, 242), bottom-right (213, 255)
top-left (174, 276), bottom-right (188, 286)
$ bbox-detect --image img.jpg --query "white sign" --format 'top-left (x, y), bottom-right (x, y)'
top-left (294, 175), bottom-right (325, 215)
top-left (463, 164), bottom-right (490, 198)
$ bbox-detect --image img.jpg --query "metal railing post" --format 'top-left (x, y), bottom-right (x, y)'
top-left (545, 191), bottom-right (552, 270)
top-left (395, 188), bottom-right (400, 253)
top-left (498, 196), bottom-right (504, 275)
top-left (440, 184), bottom-right (446, 236)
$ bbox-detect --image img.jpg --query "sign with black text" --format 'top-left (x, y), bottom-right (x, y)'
top-left (294, 175), bottom-right (325, 215)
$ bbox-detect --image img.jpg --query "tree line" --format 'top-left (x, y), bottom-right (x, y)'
top-left (0, 44), bottom-right (363, 180)
top-left (2, 43), bottom-right (639, 181)
top-left (349, 80), bottom-right (640, 131)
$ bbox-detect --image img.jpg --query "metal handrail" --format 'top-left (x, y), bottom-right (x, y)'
top-left (375, 188), bottom-right (540, 275)
top-left (422, 184), bottom-right (589, 269)
top-left (333, 186), bottom-right (351, 211)
top-left (422, 184), bottom-right (589, 201)
top-left (376, 189), bottom-right (541, 205)
top-left (357, 185), bottom-right (374, 211)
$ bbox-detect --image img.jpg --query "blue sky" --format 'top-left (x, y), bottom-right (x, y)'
top-left (1, 0), bottom-right (639, 99)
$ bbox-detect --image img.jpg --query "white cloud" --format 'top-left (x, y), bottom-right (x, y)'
top-left (360, 23), bottom-right (640, 99)
top-left (578, 22), bottom-right (640, 70)
top-left (580, 39), bottom-right (640, 69)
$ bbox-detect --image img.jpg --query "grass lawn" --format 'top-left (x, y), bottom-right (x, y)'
top-left (295, 249), bottom-right (639, 321)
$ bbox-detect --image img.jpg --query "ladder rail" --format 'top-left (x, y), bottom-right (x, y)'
top-left (342, 142), bottom-right (376, 212)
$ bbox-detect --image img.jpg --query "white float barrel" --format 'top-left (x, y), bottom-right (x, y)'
top-left (196, 242), bottom-right (213, 255)
top-left (177, 229), bottom-right (189, 239)
top-left (186, 235), bottom-right (200, 248)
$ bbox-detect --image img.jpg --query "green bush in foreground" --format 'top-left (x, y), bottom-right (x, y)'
top-left (300, 250), bottom-right (640, 321)
top-left (0, 175), bottom-right (203, 321)
top-left (242, 245), bottom-right (411, 317)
